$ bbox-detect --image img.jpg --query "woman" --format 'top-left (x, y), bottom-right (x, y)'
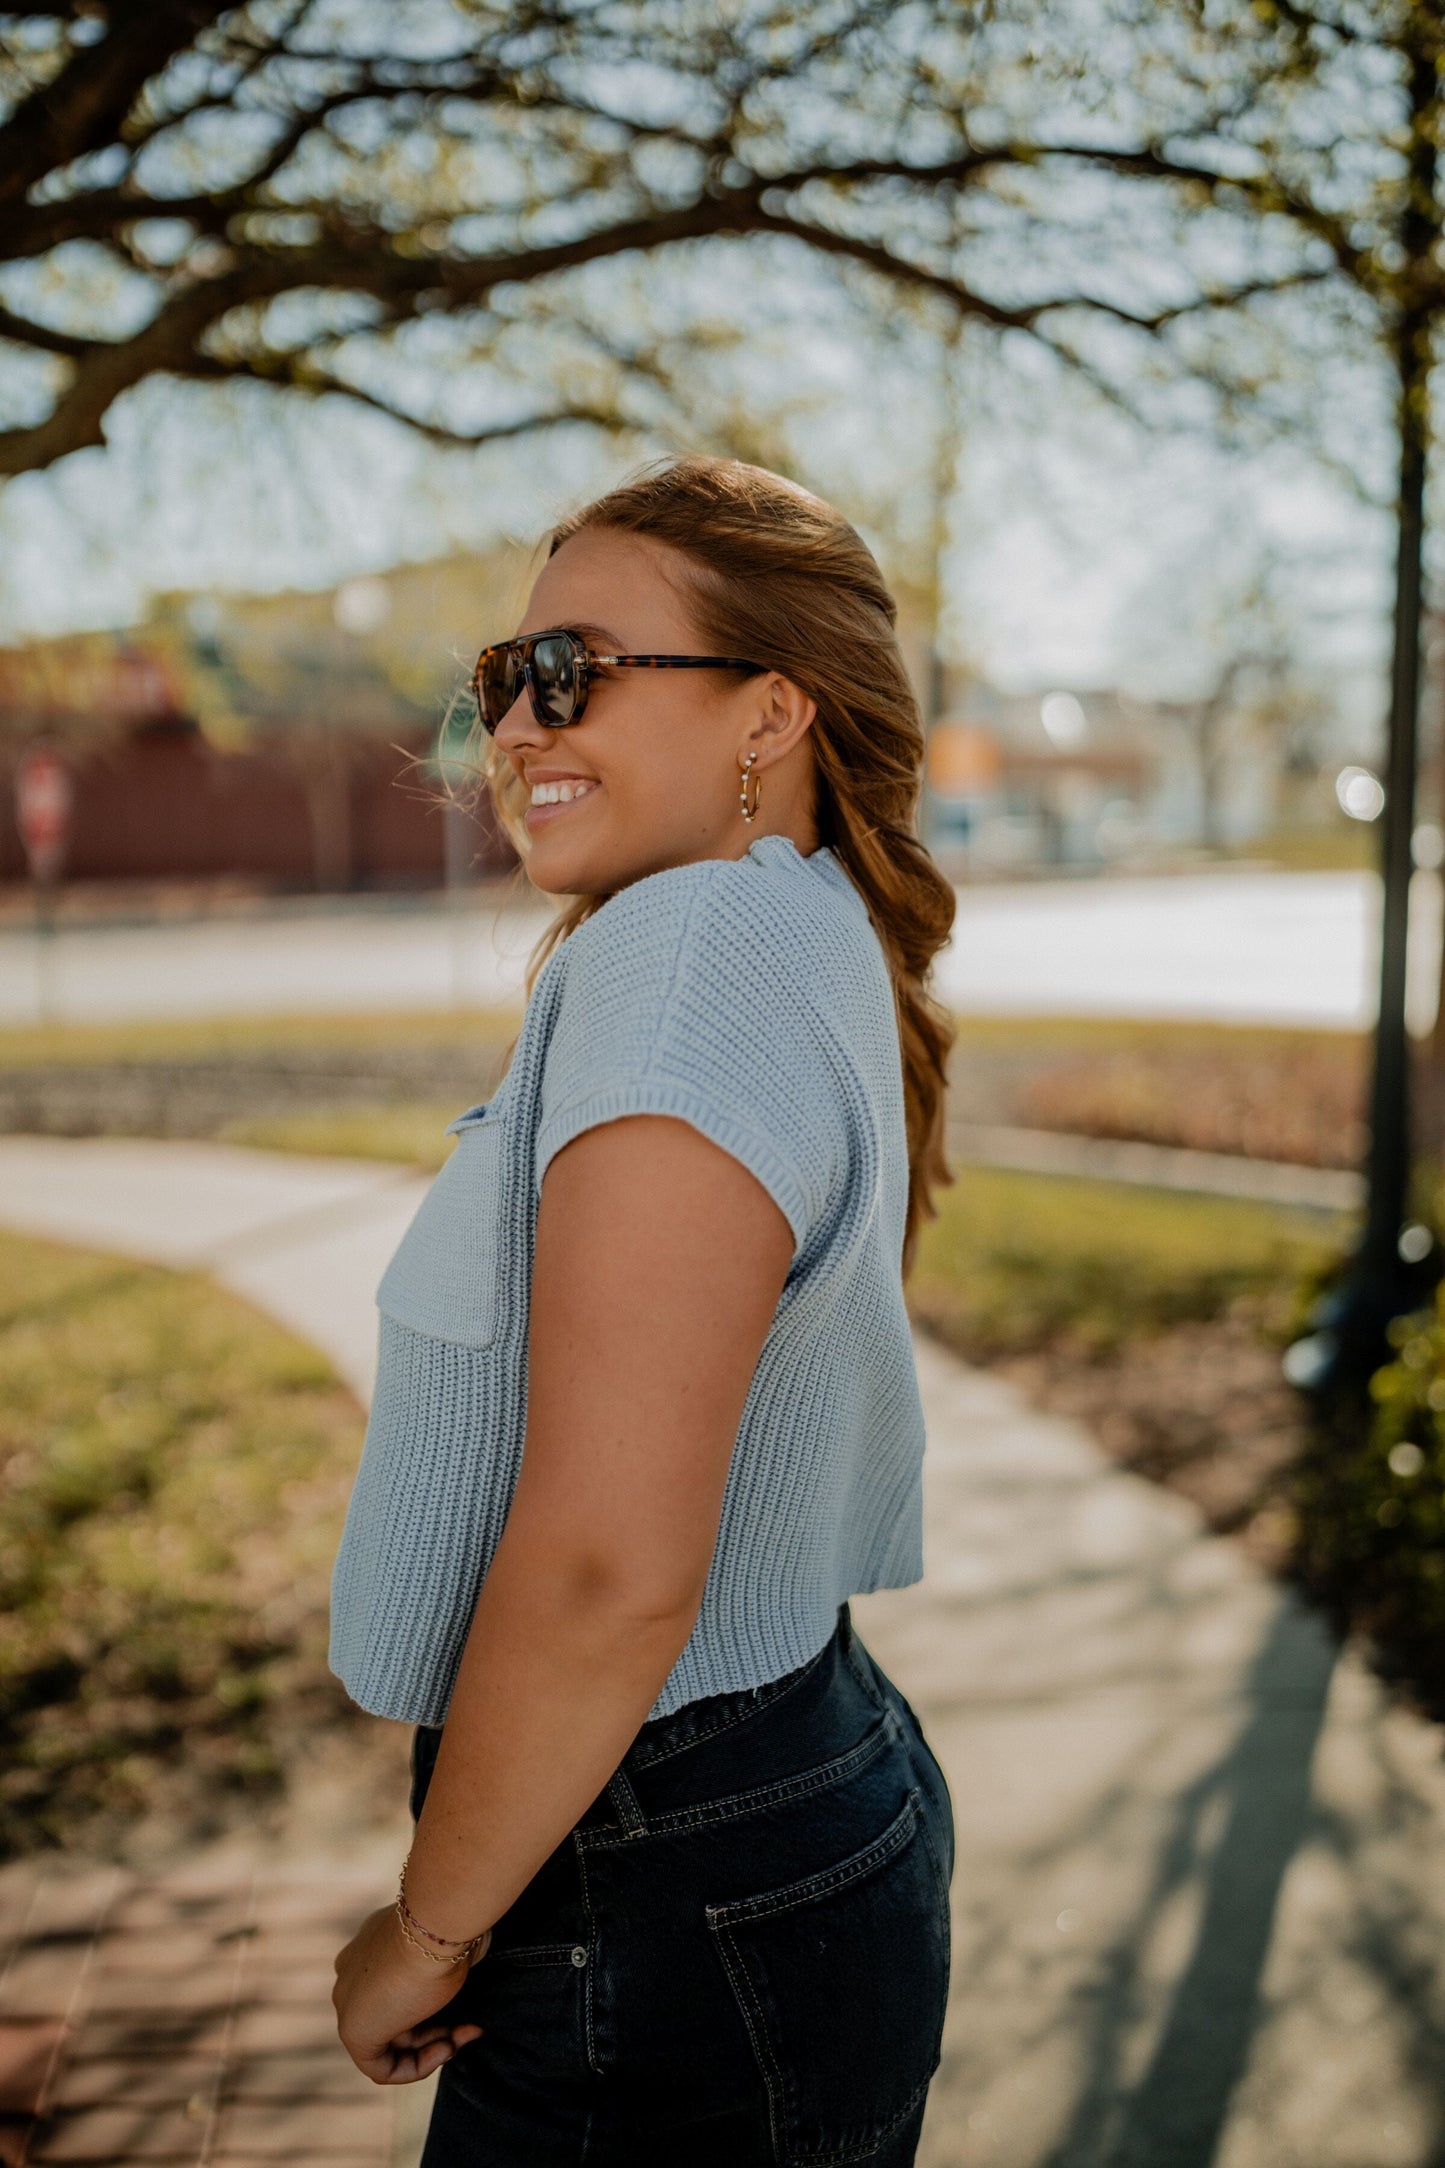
top-left (329, 455), bottom-right (959, 2166)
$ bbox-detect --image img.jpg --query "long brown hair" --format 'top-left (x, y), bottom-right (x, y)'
top-left (467, 455), bottom-right (957, 1277)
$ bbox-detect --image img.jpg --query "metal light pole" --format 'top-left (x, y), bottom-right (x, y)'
top-left (1363, 330), bottom-right (1427, 1290)
top-left (1285, 56), bottom-right (1445, 1393)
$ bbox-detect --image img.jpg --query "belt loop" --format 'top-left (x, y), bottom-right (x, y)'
top-left (605, 1767), bottom-right (647, 1838)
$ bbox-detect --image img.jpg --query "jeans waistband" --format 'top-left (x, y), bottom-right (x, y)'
top-left (408, 1602), bottom-right (878, 1833)
top-left (623, 1603), bottom-right (857, 1771)
top-left (576, 1601), bottom-right (898, 1843)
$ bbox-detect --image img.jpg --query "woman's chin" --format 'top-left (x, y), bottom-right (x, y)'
top-left (522, 835), bottom-right (596, 895)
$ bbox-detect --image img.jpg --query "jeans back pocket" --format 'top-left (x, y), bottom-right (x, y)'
top-left (705, 1785), bottom-right (948, 2165)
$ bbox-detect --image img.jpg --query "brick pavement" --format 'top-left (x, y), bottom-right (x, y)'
top-left (0, 1857), bottom-right (398, 2167)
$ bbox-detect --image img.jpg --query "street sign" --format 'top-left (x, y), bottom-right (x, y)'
top-left (15, 743), bottom-right (72, 884)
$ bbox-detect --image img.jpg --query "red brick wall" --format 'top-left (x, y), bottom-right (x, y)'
top-left (0, 719), bottom-right (517, 889)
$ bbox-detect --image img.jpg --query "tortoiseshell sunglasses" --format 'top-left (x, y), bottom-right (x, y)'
top-left (471, 627), bottom-right (763, 734)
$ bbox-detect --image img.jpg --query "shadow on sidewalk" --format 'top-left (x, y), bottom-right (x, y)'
top-left (1045, 1594), bottom-right (1341, 2168)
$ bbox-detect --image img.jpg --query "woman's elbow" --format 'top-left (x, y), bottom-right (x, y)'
top-left (516, 1538), bottom-right (709, 1639)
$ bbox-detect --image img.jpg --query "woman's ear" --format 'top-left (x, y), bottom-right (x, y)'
top-left (751, 672), bottom-right (817, 763)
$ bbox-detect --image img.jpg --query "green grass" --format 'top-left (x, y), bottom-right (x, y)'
top-left (0, 1005), bottom-right (525, 1070)
top-left (907, 1162), bottom-right (1352, 1361)
top-left (0, 1006), bottom-right (1365, 1073)
top-left (1215, 824), bottom-right (1378, 872)
top-left (218, 1103), bottom-right (465, 1169)
top-left (0, 1225), bottom-right (367, 1857)
top-left (945, 1013), bottom-right (1362, 1057)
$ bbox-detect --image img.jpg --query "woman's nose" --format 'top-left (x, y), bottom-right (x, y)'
top-left (494, 688), bottom-right (551, 751)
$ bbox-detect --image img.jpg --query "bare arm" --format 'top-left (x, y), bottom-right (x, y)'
top-left (397, 1110), bottom-right (796, 1944)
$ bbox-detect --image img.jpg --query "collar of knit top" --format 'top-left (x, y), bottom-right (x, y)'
top-left (746, 832), bottom-right (861, 906)
top-left (746, 832), bottom-right (838, 875)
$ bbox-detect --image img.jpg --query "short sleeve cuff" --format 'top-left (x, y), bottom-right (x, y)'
top-left (535, 1077), bottom-right (811, 1255)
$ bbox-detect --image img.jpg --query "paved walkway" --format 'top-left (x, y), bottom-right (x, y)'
top-left (1, 1138), bottom-right (1443, 2167)
top-left (0, 1851), bottom-right (418, 2167)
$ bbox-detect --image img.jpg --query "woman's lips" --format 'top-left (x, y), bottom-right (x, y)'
top-left (524, 785), bottom-right (600, 831)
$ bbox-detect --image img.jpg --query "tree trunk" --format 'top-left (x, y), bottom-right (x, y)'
top-left (1425, 642), bottom-right (1445, 1166)
top-left (1360, 118), bottom-right (1434, 1279)
top-left (1197, 699), bottom-right (1225, 851)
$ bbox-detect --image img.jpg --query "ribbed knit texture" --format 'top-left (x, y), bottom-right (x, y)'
top-left (328, 833), bottom-right (927, 1725)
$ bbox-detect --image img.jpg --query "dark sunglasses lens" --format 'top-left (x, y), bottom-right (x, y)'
top-left (478, 647), bottom-right (524, 733)
top-left (529, 634), bottom-right (580, 725)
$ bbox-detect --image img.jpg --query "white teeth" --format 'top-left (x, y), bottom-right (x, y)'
top-left (531, 779), bottom-right (596, 806)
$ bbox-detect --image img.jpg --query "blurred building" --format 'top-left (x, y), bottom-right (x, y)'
top-left (921, 674), bottom-right (1328, 872)
top-left (0, 553), bottom-right (526, 896)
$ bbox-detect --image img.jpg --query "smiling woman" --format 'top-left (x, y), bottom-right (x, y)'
top-left (326, 456), bottom-right (960, 2165)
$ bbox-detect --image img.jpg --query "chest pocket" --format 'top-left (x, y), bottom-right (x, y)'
top-left (375, 1103), bottom-right (513, 1352)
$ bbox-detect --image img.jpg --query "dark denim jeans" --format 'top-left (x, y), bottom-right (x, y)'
top-left (407, 1602), bottom-right (954, 2167)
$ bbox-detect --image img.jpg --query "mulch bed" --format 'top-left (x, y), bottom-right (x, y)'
top-left (1014, 1043), bottom-right (1368, 1168)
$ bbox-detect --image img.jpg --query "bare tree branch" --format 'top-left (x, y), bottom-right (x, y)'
top-left (189, 347), bottom-right (633, 447)
top-left (0, 0), bottom-right (231, 213)
top-left (0, 0), bottom-right (1409, 489)
top-left (0, 191), bottom-right (225, 259)
top-left (0, 261), bottom-right (294, 474)
top-left (0, 303), bottom-right (89, 357)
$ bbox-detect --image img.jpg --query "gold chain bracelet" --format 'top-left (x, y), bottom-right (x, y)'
top-left (395, 1861), bottom-right (490, 1964)
top-left (392, 1899), bottom-right (472, 1968)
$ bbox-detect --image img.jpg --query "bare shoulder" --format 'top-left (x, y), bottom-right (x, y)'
top-left (541, 1106), bottom-right (796, 1265)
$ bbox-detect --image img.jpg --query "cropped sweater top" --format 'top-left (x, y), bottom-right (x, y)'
top-left (327, 832), bottom-right (928, 1725)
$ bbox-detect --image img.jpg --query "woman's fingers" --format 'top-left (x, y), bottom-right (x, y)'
top-left (393, 2020), bottom-right (483, 2052)
top-left (402, 2037), bottom-right (455, 2083)
top-left (362, 2020), bottom-right (485, 2085)
top-left (393, 2022), bottom-right (450, 2048)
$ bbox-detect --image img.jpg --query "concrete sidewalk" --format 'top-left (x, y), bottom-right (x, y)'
top-left (1, 1136), bottom-right (1444, 2167)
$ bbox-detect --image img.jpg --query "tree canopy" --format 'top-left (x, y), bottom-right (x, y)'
top-left (0, 0), bottom-right (1391, 482)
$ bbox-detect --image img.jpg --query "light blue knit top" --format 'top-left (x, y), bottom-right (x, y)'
top-left (328, 833), bottom-right (927, 1725)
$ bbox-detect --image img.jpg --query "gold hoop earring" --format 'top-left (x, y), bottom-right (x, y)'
top-left (739, 752), bottom-right (762, 824)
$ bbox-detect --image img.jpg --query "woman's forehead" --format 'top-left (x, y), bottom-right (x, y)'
top-left (518, 527), bottom-right (702, 643)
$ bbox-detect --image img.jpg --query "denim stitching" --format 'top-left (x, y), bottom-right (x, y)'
top-left (629, 1673), bottom-right (800, 1767)
top-left (572, 1835), bottom-right (602, 2077)
top-left (915, 1814), bottom-right (953, 2079)
top-left (916, 1809), bottom-right (954, 1920)
top-left (840, 1632), bottom-right (888, 1715)
top-left (705, 1789), bottom-right (920, 1927)
top-left (709, 1923), bottom-right (791, 2164)
top-left (628, 1634), bottom-right (839, 1770)
top-left (641, 1917), bottom-right (932, 2168)
top-left (705, 1792), bottom-right (941, 2168)
top-left (486, 1940), bottom-right (586, 1969)
top-left (800, 2071), bottom-right (935, 2166)
top-left (578, 1709), bottom-right (898, 1852)
top-left (605, 1767), bottom-right (647, 1835)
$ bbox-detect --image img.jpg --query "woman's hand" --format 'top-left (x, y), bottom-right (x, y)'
top-left (332, 1904), bottom-right (490, 2084)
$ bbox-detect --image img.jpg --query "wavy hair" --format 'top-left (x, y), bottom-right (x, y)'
top-left (464, 455), bottom-right (957, 1278)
